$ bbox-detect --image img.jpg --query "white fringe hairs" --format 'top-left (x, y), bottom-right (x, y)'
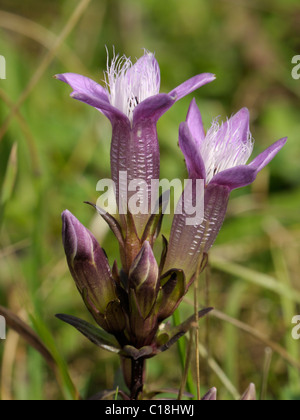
top-left (104, 48), bottom-right (160, 121)
top-left (200, 116), bottom-right (254, 183)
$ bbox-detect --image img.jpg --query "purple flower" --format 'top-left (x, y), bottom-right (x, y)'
top-left (179, 100), bottom-right (287, 190)
top-left (55, 51), bottom-right (215, 237)
top-left (163, 100), bottom-right (287, 279)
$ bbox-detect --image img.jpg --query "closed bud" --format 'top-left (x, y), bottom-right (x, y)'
top-left (241, 383), bottom-right (256, 401)
top-left (62, 210), bottom-right (117, 322)
top-left (129, 241), bottom-right (159, 319)
top-left (202, 388), bottom-right (217, 401)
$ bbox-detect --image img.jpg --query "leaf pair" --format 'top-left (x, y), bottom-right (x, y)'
top-left (56, 307), bottom-right (213, 358)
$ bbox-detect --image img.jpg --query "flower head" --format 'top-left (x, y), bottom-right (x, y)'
top-left (180, 99), bottom-right (287, 190)
top-left (163, 101), bottom-right (287, 279)
top-left (56, 50), bottom-right (216, 244)
top-left (199, 111), bottom-right (254, 183)
top-left (55, 49), bottom-right (215, 126)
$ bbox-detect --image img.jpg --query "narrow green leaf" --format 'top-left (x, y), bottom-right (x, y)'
top-left (56, 314), bottom-right (121, 354)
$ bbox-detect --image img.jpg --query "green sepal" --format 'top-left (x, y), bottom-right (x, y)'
top-left (141, 192), bottom-right (169, 246)
top-left (156, 307), bottom-right (213, 353)
top-left (156, 269), bottom-right (186, 321)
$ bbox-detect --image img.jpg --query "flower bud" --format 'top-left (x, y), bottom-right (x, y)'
top-left (129, 241), bottom-right (159, 319)
top-left (241, 383), bottom-right (256, 401)
top-left (62, 210), bottom-right (118, 324)
top-left (202, 388), bottom-right (217, 401)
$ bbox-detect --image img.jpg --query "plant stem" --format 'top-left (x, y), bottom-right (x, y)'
top-left (194, 281), bottom-right (201, 400)
top-left (130, 358), bottom-right (145, 400)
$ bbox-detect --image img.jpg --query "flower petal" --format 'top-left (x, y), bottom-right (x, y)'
top-left (230, 108), bottom-right (250, 144)
top-left (133, 94), bottom-right (176, 124)
top-left (55, 73), bottom-right (109, 102)
top-left (186, 98), bottom-right (206, 146)
top-left (216, 107), bottom-right (250, 147)
top-left (179, 122), bottom-right (206, 180)
top-left (210, 165), bottom-right (257, 190)
top-left (248, 137), bottom-right (287, 172)
top-left (169, 73), bottom-right (216, 101)
top-left (71, 91), bottom-right (128, 123)
top-left (127, 52), bottom-right (160, 92)
top-left (56, 73), bottom-right (127, 122)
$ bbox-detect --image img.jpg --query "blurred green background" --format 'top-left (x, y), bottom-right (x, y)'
top-left (0, 0), bottom-right (299, 400)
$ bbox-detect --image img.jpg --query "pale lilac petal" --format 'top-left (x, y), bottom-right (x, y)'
top-left (169, 73), bottom-right (216, 101)
top-left (133, 94), bottom-right (175, 124)
top-left (210, 165), bottom-right (257, 190)
top-left (127, 52), bottom-right (160, 91)
top-left (216, 108), bottom-right (250, 147)
top-left (179, 122), bottom-right (206, 180)
top-left (55, 73), bottom-right (109, 103)
top-left (186, 98), bottom-right (206, 146)
top-left (248, 137), bottom-right (287, 172)
top-left (71, 92), bottom-right (128, 123)
top-left (230, 108), bottom-right (250, 144)
top-left (56, 73), bottom-right (127, 122)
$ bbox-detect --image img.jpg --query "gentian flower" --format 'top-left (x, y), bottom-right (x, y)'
top-left (55, 51), bottom-right (215, 241)
top-left (164, 100), bottom-right (287, 279)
